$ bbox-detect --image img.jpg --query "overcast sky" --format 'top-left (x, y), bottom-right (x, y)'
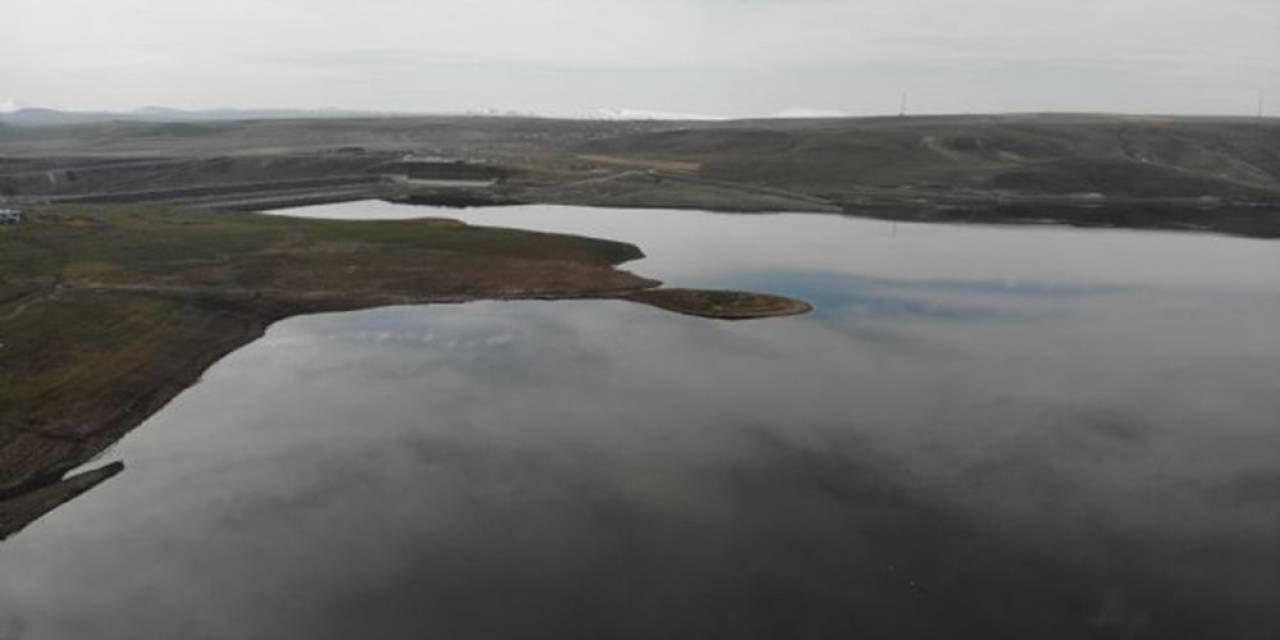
top-left (3, 0), bottom-right (1277, 117)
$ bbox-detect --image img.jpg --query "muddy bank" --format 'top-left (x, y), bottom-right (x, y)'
top-left (835, 200), bottom-right (1280, 239)
top-left (0, 463), bottom-right (124, 540)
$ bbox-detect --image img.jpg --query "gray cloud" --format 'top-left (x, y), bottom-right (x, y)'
top-left (3, 0), bottom-right (1277, 116)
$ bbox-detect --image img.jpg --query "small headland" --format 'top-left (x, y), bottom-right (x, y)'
top-left (0, 205), bottom-right (809, 539)
top-left (622, 288), bottom-right (812, 320)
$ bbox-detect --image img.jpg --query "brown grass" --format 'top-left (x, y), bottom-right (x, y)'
top-left (579, 154), bottom-right (703, 173)
top-left (0, 204), bottom-right (660, 538)
top-left (623, 288), bottom-right (812, 320)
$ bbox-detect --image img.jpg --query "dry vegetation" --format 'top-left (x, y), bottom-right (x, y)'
top-left (0, 204), bottom-right (810, 538)
top-left (624, 289), bottom-right (812, 319)
top-left (3, 113), bottom-right (1278, 236)
top-left (0, 205), bottom-right (657, 538)
top-left (577, 154), bottom-right (703, 173)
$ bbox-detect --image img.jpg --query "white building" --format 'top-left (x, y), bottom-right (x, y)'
top-left (0, 208), bottom-right (22, 224)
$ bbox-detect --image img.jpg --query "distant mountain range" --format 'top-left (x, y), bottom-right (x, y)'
top-left (0, 106), bottom-right (411, 127)
top-left (0, 106), bottom-right (853, 127)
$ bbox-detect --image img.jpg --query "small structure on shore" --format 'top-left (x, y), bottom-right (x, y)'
top-left (0, 208), bottom-right (22, 224)
top-left (376, 158), bottom-right (509, 189)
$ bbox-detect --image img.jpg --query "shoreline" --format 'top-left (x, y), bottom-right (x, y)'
top-left (0, 206), bottom-right (810, 539)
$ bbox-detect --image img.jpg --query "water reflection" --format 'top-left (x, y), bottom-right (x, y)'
top-left (1, 204), bottom-right (1277, 639)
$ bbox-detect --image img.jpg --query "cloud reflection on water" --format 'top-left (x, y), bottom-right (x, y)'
top-left (1, 205), bottom-right (1277, 639)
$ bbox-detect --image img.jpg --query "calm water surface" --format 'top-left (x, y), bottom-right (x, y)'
top-left (1, 202), bottom-right (1278, 639)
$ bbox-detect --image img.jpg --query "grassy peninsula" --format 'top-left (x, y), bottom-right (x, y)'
top-left (624, 289), bottom-right (813, 319)
top-left (0, 205), bottom-right (808, 539)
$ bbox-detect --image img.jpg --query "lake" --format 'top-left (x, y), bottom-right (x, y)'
top-left (1, 201), bottom-right (1277, 639)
